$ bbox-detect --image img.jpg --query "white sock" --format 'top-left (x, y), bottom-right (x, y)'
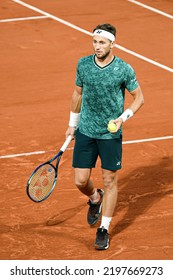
top-left (100, 216), bottom-right (112, 231)
top-left (89, 189), bottom-right (99, 203)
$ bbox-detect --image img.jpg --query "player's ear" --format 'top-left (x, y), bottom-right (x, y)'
top-left (110, 41), bottom-right (115, 48)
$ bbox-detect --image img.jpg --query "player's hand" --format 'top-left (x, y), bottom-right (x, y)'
top-left (65, 126), bottom-right (76, 140)
top-left (111, 118), bottom-right (123, 132)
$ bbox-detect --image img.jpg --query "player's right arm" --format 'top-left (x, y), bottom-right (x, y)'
top-left (66, 85), bottom-right (82, 139)
top-left (71, 85), bottom-right (82, 113)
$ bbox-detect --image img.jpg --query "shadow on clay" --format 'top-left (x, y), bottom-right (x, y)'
top-left (111, 156), bottom-right (173, 237)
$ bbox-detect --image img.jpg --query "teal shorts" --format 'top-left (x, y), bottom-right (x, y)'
top-left (72, 129), bottom-right (122, 171)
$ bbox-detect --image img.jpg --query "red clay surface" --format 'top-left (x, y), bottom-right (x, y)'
top-left (0, 0), bottom-right (173, 260)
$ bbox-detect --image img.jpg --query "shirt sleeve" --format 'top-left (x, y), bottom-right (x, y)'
top-left (75, 59), bottom-right (83, 87)
top-left (124, 64), bottom-right (139, 92)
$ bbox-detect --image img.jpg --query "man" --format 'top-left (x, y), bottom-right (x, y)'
top-left (65, 23), bottom-right (144, 250)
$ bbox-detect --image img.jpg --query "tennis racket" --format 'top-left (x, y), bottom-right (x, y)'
top-left (26, 135), bottom-right (72, 203)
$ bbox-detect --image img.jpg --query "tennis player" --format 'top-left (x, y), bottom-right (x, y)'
top-left (66, 23), bottom-right (144, 250)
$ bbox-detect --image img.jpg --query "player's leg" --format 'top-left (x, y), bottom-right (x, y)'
top-left (72, 129), bottom-right (104, 224)
top-left (94, 169), bottom-right (118, 250)
top-left (74, 167), bottom-right (95, 197)
top-left (101, 169), bottom-right (118, 218)
top-left (74, 167), bottom-right (104, 225)
top-left (94, 137), bottom-right (122, 250)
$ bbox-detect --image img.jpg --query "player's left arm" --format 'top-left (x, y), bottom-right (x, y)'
top-left (113, 86), bottom-right (144, 131)
top-left (128, 85), bottom-right (144, 114)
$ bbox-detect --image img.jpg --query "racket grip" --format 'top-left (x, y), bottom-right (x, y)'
top-left (60, 135), bottom-right (72, 152)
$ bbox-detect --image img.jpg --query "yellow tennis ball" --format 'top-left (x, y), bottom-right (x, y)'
top-left (108, 122), bottom-right (117, 133)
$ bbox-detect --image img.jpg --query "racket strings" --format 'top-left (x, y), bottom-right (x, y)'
top-left (28, 164), bottom-right (56, 202)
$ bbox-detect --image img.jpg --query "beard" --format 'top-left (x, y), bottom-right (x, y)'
top-left (95, 50), bottom-right (111, 60)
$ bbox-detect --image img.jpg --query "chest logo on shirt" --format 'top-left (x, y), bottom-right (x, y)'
top-left (114, 67), bottom-right (119, 71)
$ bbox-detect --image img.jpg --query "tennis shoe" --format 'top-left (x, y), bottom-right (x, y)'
top-left (94, 227), bottom-right (109, 250)
top-left (87, 189), bottom-right (104, 225)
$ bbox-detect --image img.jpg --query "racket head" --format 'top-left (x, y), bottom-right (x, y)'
top-left (26, 163), bottom-right (57, 202)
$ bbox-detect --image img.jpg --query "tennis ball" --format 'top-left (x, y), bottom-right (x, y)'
top-left (108, 121), bottom-right (117, 133)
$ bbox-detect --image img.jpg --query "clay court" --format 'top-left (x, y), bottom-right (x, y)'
top-left (0, 0), bottom-right (173, 260)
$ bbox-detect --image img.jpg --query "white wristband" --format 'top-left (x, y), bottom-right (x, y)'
top-left (69, 112), bottom-right (80, 127)
top-left (119, 109), bottom-right (134, 122)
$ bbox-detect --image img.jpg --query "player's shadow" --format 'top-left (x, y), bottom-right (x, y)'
top-left (46, 202), bottom-right (86, 226)
top-left (111, 156), bottom-right (173, 237)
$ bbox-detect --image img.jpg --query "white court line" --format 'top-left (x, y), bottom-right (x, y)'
top-left (0, 150), bottom-right (46, 159)
top-left (114, 43), bottom-right (172, 72)
top-left (122, 135), bottom-right (173, 144)
top-left (0, 136), bottom-right (172, 159)
top-left (0, 15), bottom-right (48, 23)
top-left (128, 0), bottom-right (173, 20)
top-left (12, 0), bottom-right (173, 73)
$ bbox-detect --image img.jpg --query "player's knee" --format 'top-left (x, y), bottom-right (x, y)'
top-left (103, 179), bottom-right (113, 190)
top-left (102, 171), bottom-right (117, 190)
top-left (74, 174), bottom-right (88, 189)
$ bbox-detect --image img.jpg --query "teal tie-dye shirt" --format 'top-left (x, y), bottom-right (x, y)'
top-left (76, 55), bottom-right (139, 139)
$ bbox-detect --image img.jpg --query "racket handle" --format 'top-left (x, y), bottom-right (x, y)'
top-left (60, 135), bottom-right (72, 152)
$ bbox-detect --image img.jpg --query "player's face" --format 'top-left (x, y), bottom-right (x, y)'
top-left (93, 35), bottom-right (114, 59)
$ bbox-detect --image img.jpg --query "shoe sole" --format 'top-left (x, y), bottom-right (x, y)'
top-left (95, 241), bottom-right (109, 250)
